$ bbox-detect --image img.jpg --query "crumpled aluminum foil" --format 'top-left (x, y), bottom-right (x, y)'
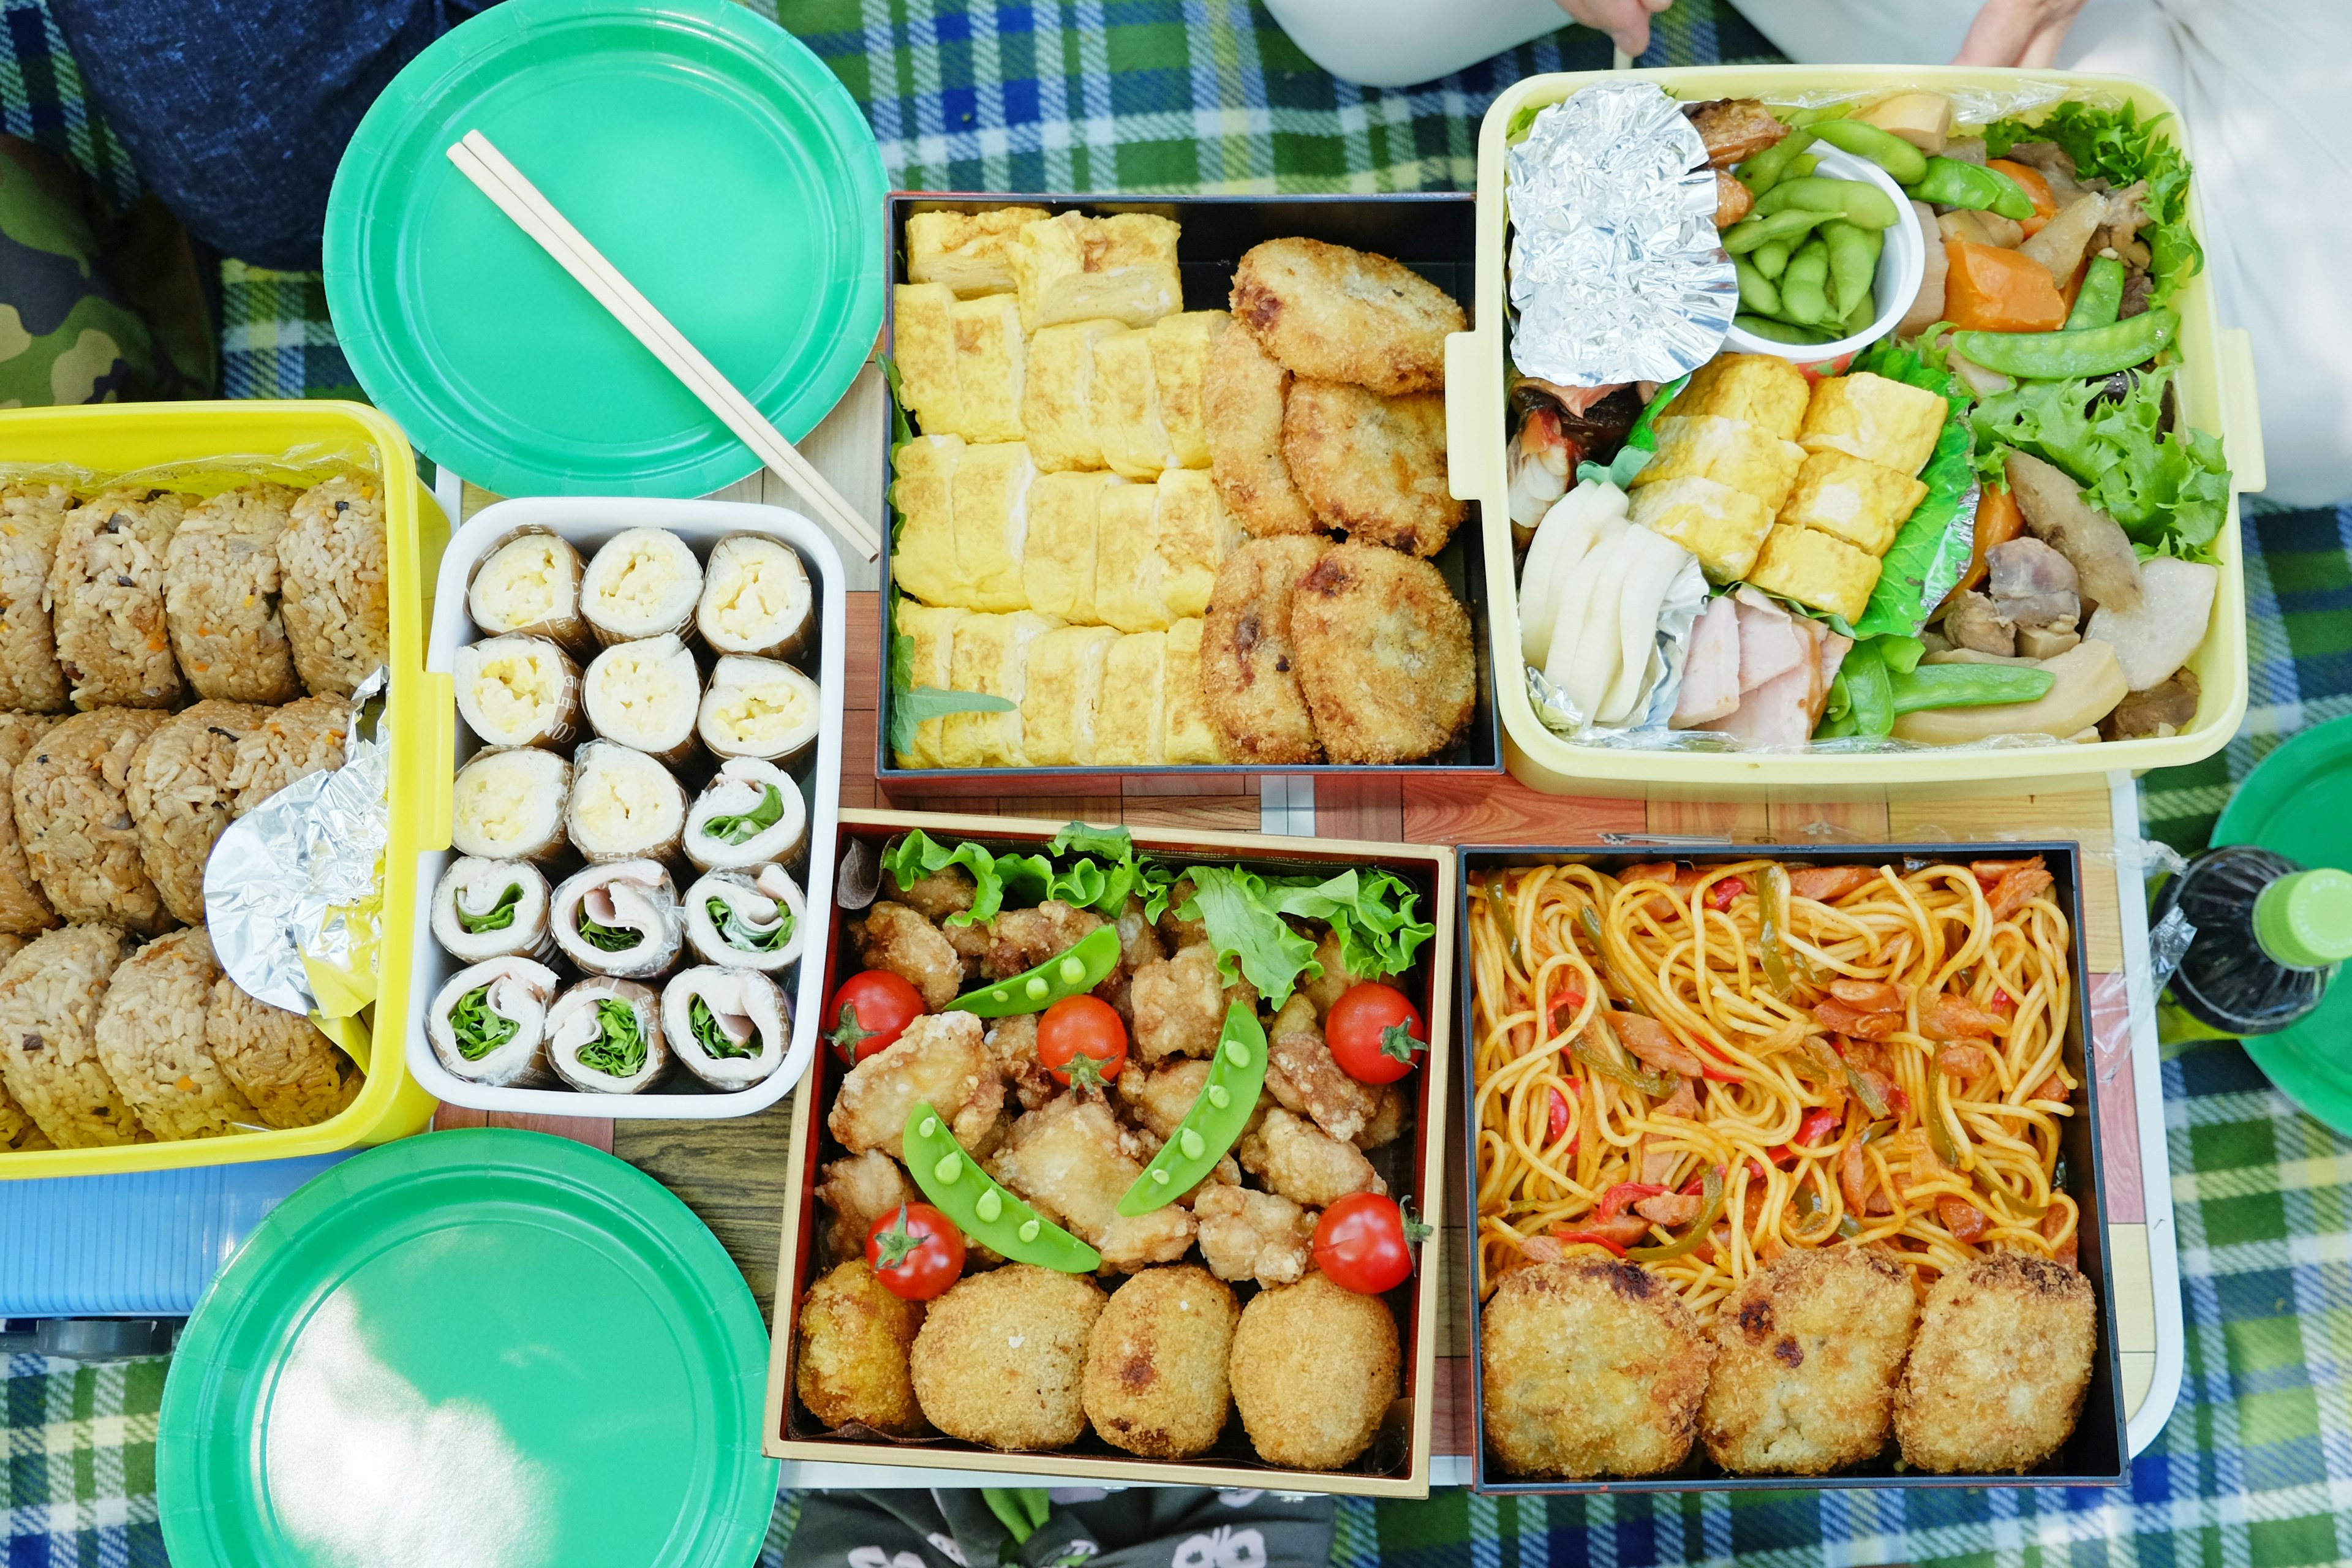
top-left (208, 669), bottom-right (391, 1014)
top-left (1526, 552), bottom-right (1711, 739)
top-left (1507, 80), bottom-right (1737, 387)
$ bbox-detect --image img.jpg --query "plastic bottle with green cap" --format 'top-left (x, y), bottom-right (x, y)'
top-left (2154, 848), bottom-right (2352, 1043)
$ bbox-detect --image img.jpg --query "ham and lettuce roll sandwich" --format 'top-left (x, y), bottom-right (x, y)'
top-left (660, 966), bottom-right (789, 1090)
top-left (431, 858), bottom-right (554, 964)
top-left (683, 864), bottom-right (805, 972)
top-left (546, 976), bottom-right (668, 1094)
top-left (549, 859), bottom-right (682, 979)
top-left (428, 956), bottom-right (559, 1088)
top-left (682, 758), bottom-right (806, 872)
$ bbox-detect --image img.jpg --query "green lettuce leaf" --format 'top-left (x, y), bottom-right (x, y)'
top-left (1969, 366), bottom-right (2230, 559)
top-left (1985, 100), bottom-right (2201, 309)
top-left (881, 829), bottom-right (1052, 925)
top-left (1272, 869), bottom-right (1435, 984)
top-left (1574, 374), bottom-right (1689, 491)
top-left (1171, 864), bottom-right (1434, 1008)
top-left (1175, 865), bottom-right (1320, 1007)
top-left (1850, 337), bottom-right (1977, 639)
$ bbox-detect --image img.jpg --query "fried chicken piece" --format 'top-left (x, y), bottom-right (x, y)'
top-left (1300, 925), bottom-right (1368, 1018)
top-left (1713, 168), bottom-right (1753, 229)
top-left (985, 1012), bottom-right (1057, 1112)
top-left (1685, 97), bottom-right (1787, 168)
top-left (1193, 1181), bottom-right (1315, 1287)
top-left (1120, 1057), bottom-right (1212, 1139)
top-left (1894, 1252), bottom-right (2096, 1474)
top-left (1131, 941), bottom-right (1258, 1065)
top-left (1238, 1107), bottom-right (1385, 1207)
top-left (1290, 543), bottom-right (1476, 765)
top-left (1229, 236), bottom-right (1462, 396)
top-left (892, 865), bottom-right (977, 922)
top-left (1204, 321), bottom-right (1321, 540)
top-left (987, 1095), bottom-right (1197, 1272)
top-left (983, 899), bottom-right (1106, 980)
top-left (854, 900), bottom-right (963, 1011)
top-left (911, 1265), bottom-right (1106, 1450)
top-left (1202, 536), bottom-right (1330, 766)
top-left (1083, 1264), bottom-right (1240, 1460)
top-left (1156, 876), bottom-right (1208, 951)
top-left (795, 1260), bottom-right (926, 1437)
top-left (1267, 994), bottom-right (1379, 1144)
top-left (1702, 1246), bottom-right (1917, 1475)
top-left (1114, 894), bottom-right (1163, 973)
top-left (1283, 381), bottom-right (1464, 557)
top-left (940, 916), bottom-right (990, 981)
top-left (827, 1011), bottom-right (1002, 1159)
top-left (1354, 1083), bottom-right (1408, 1151)
top-left (1229, 1272), bottom-right (1401, 1470)
top-left (815, 1149), bottom-right (919, 1263)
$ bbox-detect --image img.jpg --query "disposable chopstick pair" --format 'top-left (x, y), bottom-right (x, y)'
top-left (445, 128), bottom-right (883, 562)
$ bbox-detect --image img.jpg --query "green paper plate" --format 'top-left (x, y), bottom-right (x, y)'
top-left (2212, 713), bottom-right (2352, 1135)
top-left (325, 0), bottom-right (883, 498)
top-left (157, 1129), bottom-right (778, 1568)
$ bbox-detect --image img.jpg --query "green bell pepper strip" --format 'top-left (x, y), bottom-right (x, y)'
top-left (941, 924), bottom-right (1121, 1016)
top-left (1845, 642), bottom-right (1896, 737)
top-left (1576, 905), bottom-right (1648, 1016)
top-left (1752, 175), bottom-right (1900, 230)
top-left (1626, 1165), bottom-right (1724, 1261)
top-left (1570, 1025), bottom-right (1675, 1099)
top-left (1887, 662), bottom-right (2056, 715)
top-left (1751, 238), bottom-right (1791, 281)
top-left (1734, 125), bottom-right (1816, 197)
top-left (1722, 206), bottom-right (1833, 254)
top-left (1733, 255), bottom-right (1782, 317)
top-left (1778, 236), bottom-right (1832, 326)
top-left (1844, 1062), bottom-right (1892, 1118)
top-left (903, 1100), bottom-right (1102, 1270)
top-left (1809, 118), bottom-right (1929, 184)
top-left (2066, 255), bottom-right (2125, 331)
top-left (1735, 314), bottom-right (1831, 346)
top-left (1912, 156), bottom-right (2036, 219)
top-left (1951, 306), bottom-right (2177, 381)
top-left (1758, 865), bottom-right (1795, 1000)
top-left (1118, 1001), bottom-right (1267, 1216)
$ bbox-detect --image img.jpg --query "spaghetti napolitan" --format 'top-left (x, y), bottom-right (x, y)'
top-left (1471, 857), bottom-right (2079, 1324)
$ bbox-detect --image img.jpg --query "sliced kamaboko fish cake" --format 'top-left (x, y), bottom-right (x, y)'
top-left (450, 747), bottom-right (571, 862)
top-left (582, 632), bottom-right (700, 766)
top-left (697, 655), bottom-right (821, 766)
top-left (453, 634), bottom-right (581, 750)
top-left (545, 976), bottom-right (669, 1094)
top-left (684, 864), bottom-right (805, 972)
top-left (696, 533), bottom-right (812, 662)
top-left (682, 757), bottom-right (807, 872)
top-left (1518, 481), bottom-right (1629, 668)
top-left (579, 527), bottom-right (702, 645)
top-left (565, 741), bottom-right (687, 864)
top-left (662, 966), bottom-right (789, 1090)
top-left (428, 956), bottom-right (559, 1088)
top-left (431, 857), bottom-right (554, 964)
top-left (468, 529), bottom-right (589, 649)
top-left (549, 859), bottom-right (682, 979)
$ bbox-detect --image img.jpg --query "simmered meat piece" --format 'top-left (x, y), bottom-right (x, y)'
top-left (1685, 98), bottom-right (1787, 168)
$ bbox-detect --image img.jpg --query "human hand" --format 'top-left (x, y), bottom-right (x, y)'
top-left (1553, 0), bottom-right (1676, 59)
top-left (1953, 0), bottom-right (2088, 67)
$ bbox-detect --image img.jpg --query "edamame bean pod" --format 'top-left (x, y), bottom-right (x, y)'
top-left (1722, 206), bottom-right (1832, 254)
top-left (1809, 118), bottom-right (1929, 184)
top-left (941, 925), bottom-right (1121, 1016)
top-left (904, 1099), bottom-right (1102, 1271)
top-left (1950, 307), bottom-right (2178, 381)
top-left (2066, 255), bottom-right (2126, 331)
top-left (1735, 314), bottom-right (1833, 345)
top-left (1786, 154), bottom-right (1819, 179)
top-left (1822, 221), bottom-right (1876, 319)
top-left (1117, 1001), bottom-right (1267, 1216)
top-left (1734, 125), bottom-right (1815, 196)
top-left (1753, 175), bottom-right (1900, 230)
top-left (1751, 238), bottom-right (1792, 281)
top-left (1887, 663), bottom-right (2057, 714)
top-left (1840, 290), bottom-right (1876, 337)
top-left (1912, 157), bottom-right (2036, 221)
top-left (1779, 236), bottom-right (1831, 326)
top-left (1734, 255), bottom-right (1782, 318)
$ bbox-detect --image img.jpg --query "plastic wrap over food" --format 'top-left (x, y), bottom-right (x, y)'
top-left (1525, 552), bottom-right (1710, 739)
top-left (1507, 81), bottom-right (1736, 387)
top-left (208, 668), bottom-right (391, 1016)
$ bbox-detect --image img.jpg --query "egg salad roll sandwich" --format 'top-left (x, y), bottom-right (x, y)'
top-left (582, 631), bottom-right (700, 766)
top-left (696, 533), bottom-right (813, 662)
top-left (580, 527), bottom-right (702, 645)
top-left (467, 528), bottom-right (589, 650)
top-left (564, 740), bottom-right (686, 864)
top-left (696, 654), bottom-right (821, 766)
top-left (453, 634), bottom-right (581, 750)
top-left (449, 747), bottom-right (571, 862)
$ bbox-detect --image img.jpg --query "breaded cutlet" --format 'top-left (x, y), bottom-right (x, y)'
top-left (1702, 1244), bottom-right (1917, 1475)
top-left (1281, 380), bottom-right (1465, 557)
top-left (795, 1260), bottom-right (927, 1436)
top-left (1200, 536), bottom-right (1329, 765)
top-left (1895, 1250), bottom-right (2096, 1474)
top-left (1204, 326), bottom-right (1320, 539)
top-left (1228, 237), bottom-right (1463, 396)
top-left (1289, 543), bottom-right (1475, 764)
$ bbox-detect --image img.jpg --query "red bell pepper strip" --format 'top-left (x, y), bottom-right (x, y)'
top-left (1597, 1182), bottom-right (1667, 1223)
top-left (1547, 1087), bottom-right (1572, 1143)
top-left (1707, 876), bottom-right (1748, 911)
top-left (1548, 1229), bottom-right (1629, 1258)
top-left (1768, 1106), bottom-right (1844, 1166)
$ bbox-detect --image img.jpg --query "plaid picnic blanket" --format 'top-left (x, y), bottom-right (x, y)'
top-left (4, 3), bottom-right (2351, 1565)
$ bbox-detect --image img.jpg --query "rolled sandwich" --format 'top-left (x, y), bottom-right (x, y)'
top-left (582, 632), bottom-right (700, 766)
top-left (696, 533), bottom-right (812, 662)
top-left (697, 655), bottom-right (821, 765)
top-left (450, 747), bottom-right (571, 862)
top-left (660, 966), bottom-right (788, 1090)
top-left (453, 634), bottom-right (582, 750)
top-left (546, 976), bottom-right (669, 1094)
top-left (428, 956), bottom-right (559, 1088)
top-left (565, 741), bottom-right (687, 864)
top-left (468, 529), bottom-right (589, 649)
top-left (431, 857), bottom-right (554, 964)
top-left (580, 527), bottom-right (701, 645)
top-left (684, 864), bottom-right (805, 971)
top-left (550, 859), bottom-right (682, 979)
top-left (683, 758), bottom-right (807, 872)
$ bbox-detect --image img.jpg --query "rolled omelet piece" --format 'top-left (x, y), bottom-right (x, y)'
top-left (1162, 617), bottom-right (1225, 764)
top-left (1009, 211), bottom-right (1183, 333)
top-left (1092, 328), bottom-right (1177, 481)
top-left (1023, 318), bottom-right (1123, 472)
top-left (892, 282), bottom-right (962, 434)
top-left (1633, 414), bottom-right (1807, 514)
top-left (906, 205), bottom-right (1049, 296)
top-left (1629, 475), bottom-right (1776, 585)
top-left (1744, 524), bottom-right (1884, 625)
top-left (696, 655), bottom-right (823, 766)
top-left (1023, 470), bottom-right (1120, 624)
top-left (1665, 353), bottom-right (1811, 442)
top-left (1020, 625), bottom-right (1120, 767)
top-left (1095, 482), bottom-right (1172, 633)
top-left (890, 433), bottom-right (967, 609)
top-left (1148, 311), bottom-right (1229, 469)
top-left (892, 602), bottom-right (968, 769)
top-left (1797, 372), bottom-right (1948, 476)
top-left (949, 441), bottom-right (1035, 614)
top-left (941, 611), bottom-right (1065, 767)
top-left (1155, 469), bottom-right (1243, 621)
top-left (950, 294), bottom-right (1025, 444)
top-left (1093, 631), bottom-right (1167, 766)
top-left (1779, 449), bottom-right (1929, 557)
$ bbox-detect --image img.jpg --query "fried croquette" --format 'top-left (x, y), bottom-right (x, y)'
top-left (854, 900), bottom-right (963, 1011)
top-left (1701, 1245), bottom-right (1917, 1475)
top-left (1894, 1251), bottom-right (2097, 1474)
top-left (795, 1260), bottom-right (926, 1436)
top-left (827, 1010), bottom-right (1003, 1159)
top-left (1203, 325), bottom-right (1319, 539)
top-left (1201, 537), bottom-right (1329, 765)
top-left (1082, 1264), bottom-right (1240, 1458)
top-left (1480, 1257), bottom-right (1713, 1478)
top-left (814, 1149), bottom-right (919, 1263)
top-left (1229, 238), bottom-right (1462, 396)
top-left (1237, 1107), bottom-right (1384, 1208)
top-left (1193, 1182), bottom-right (1314, 1288)
top-left (910, 1264), bottom-right (1107, 1450)
top-left (1229, 1272), bottom-right (1400, 1470)
top-left (1290, 545), bottom-right (1476, 765)
top-left (1281, 380), bottom-right (1464, 557)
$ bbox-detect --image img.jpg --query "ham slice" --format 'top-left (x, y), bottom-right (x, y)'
top-left (1671, 595), bottom-right (1742, 729)
top-left (1732, 588), bottom-right (1809, 692)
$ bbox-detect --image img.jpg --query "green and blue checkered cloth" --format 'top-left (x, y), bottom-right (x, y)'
top-left (6, 2), bottom-right (2351, 1564)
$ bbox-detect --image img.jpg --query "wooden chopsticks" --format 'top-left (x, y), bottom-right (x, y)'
top-left (445, 128), bottom-right (883, 562)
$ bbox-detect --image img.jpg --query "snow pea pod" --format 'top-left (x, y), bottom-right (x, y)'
top-left (1735, 125), bottom-right (1816, 197)
top-left (903, 1100), bottom-right (1102, 1271)
top-left (1911, 157), bottom-right (2036, 221)
top-left (2064, 254), bottom-right (2126, 332)
top-left (1752, 175), bottom-right (1901, 230)
top-left (1887, 662), bottom-right (2056, 714)
top-left (941, 924), bottom-right (1121, 1016)
top-left (1845, 641), bottom-right (1896, 737)
top-left (1950, 307), bottom-right (2178, 381)
top-left (1809, 118), bottom-right (1929, 184)
top-left (1118, 1001), bottom-right (1267, 1216)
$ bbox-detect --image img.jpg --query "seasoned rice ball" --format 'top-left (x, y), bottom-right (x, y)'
top-left (226, 695), bottom-right (346, 815)
top-left (13, 707), bottom-right (175, 931)
top-left (49, 487), bottom-right (193, 708)
top-left (165, 482), bottom-right (303, 704)
top-left (1896, 1251), bottom-right (2097, 1474)
top-left (1229, 1271), bottom-right (1400, 1470)
top-left (94, 926), bottom-right (255, 1141)
top-left (911, 1264), bottom-right (1106, 1450)
top-left (1702, 1245), bottom-right (1917, 1475)
top-left (127, 699), bottom-right (266, 925)
top-left (205, 976), bottom-right (358, 1129)
top-left (0, 713), bottom-right (57, 935)
top-left (0, 1072), bottom-right (51, 1151)
top-left (795, 1259), bottom-right (927, 1437)
top-left (0, 481), bottom-right (75, 711)
top-left (277, 473), bottom-right (388, 698)
top-left (0, 923), bottom-right (137, 1147)
top-left (1083, 1264), bottom-right (1239, 1459)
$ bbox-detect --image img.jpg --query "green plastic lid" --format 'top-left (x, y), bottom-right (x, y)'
top-left (2254, 867), bottom-right (2352, 970)
top-left (323, 0), bottom-right (884, 498)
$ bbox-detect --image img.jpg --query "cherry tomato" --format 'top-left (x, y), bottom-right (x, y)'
top-left (1037, 995), bottom-right (1128, 1088)
top-left (1325, 982), bottom-right (1426, 1085)
top-left (827, 970), bottom-right (924, 1066)
top-left (865, 1202), bottom-right (966, 1300)
top-left (1311, 1193), bottom-right (1430, 1295)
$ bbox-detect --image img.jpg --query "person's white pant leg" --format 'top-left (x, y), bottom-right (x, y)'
top-left (1260, 0), bottom-right (1574, 87)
